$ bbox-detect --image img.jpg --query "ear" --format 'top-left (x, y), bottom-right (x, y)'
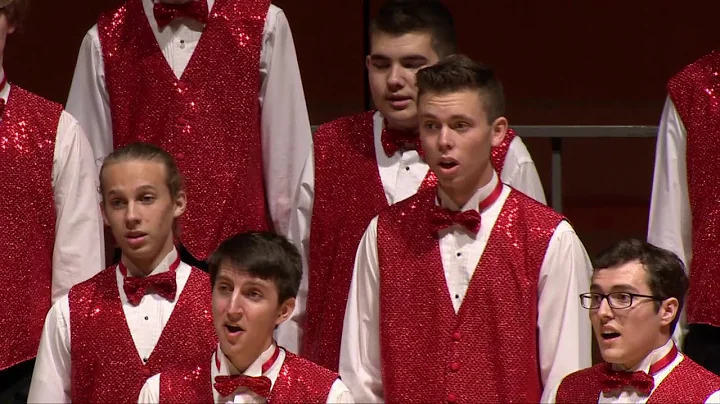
top-left (7, 23), bottom-right (15, 35)
top-left (275, 297), bottom-right (296, 326)
top-left (658, 297), bottom-right (679, 329)
top-left (173, 190), bottom-right (187, 218)
top-left (365, 54), bottom-right (372, 72)
top-left (490, 116), bottom-right (508, 148)
top-left (100, 202), bottom-right (111, 227)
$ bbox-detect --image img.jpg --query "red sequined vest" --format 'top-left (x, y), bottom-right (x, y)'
top-left (159, 350), bottom-right (338, 403)
top-left (302, 111), bottom-right (436, 371)
top-left (69, 265), bottom-right (217, 403)
top-left (668, 50), bottom-right (720, 327)
top-left (377, 187), bottom-right (563, 403)
top-left (556, 357), bottom-right (720, 403)
top-left (98, 0), bottom-right (271, 260)
top-left (0, 86), bottom-right (60, 370)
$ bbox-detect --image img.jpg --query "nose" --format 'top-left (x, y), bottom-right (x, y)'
top-left (226, 290), bottom-right (244, 318)
top-left (387, 64), bottom-right (404, 91)
top-left (124, 201), bottom-right (141, 228)
top-left (437, 125), bottom-right (453, 152)
top-left (596, 297), bottom-right (614, 320)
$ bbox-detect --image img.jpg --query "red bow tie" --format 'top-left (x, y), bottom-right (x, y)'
top-left (600, 365), bottom-right (654, 395)
top-left (214, 374), bottom-right (272, 398)
top-left (120, 255), bottom-right (180, 306)
top-left (381, 126), bottom-right (419, 157)
top-left (153, 0), bottom-right (208, 28)
top-left (428, 181), bottom-right (503, 235)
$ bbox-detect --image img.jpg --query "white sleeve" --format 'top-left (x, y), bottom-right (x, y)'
top-left (500, 135), bottom-right (547, 204)
top-left (259, 7), bottom-right (312, 237)
top-left (705, 390), bottom-right (720, 403)
top-left (647, 96), bottom-right (691, 267)
top-left (27, 297), bottom-right (72, 403)
top-left (338, 217), bottom-right (383, 403)
top-left (537, 221), bottom-right (593, 404)
top-left (326, 378), bottom-right (355, 403)
top-left (51, 112), bottom-right (105, 302)
top-left (275, 149), bottom-right (314, 353)
top-left (65, 26), bottom-right (113, 167)
top-left (137, 374), bottom-right (161, 403)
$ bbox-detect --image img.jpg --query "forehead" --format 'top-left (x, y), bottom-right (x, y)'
top-left (419, 90), bottom-right (486, 119)
top-left (215, 265), bottom-right (274, 288)
top-left (592, 261), bottom-right (649, 291)
top-left (102, 160), bottom-right (167, 190)
top-left (370, 31), bottom-right (437, 58)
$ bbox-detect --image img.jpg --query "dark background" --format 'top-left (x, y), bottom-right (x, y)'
top-left (8, 0), bottom-right (720, 255)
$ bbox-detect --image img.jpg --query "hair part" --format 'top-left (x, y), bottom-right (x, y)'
top-left (592, 238), bottom-right (689, 333)
top-left (416, 54), bottom-right (505, 123)
top-left (99, 142), bottom-right (184, 202)
top-left (370, 0), bottom-right (456, 58)
top-left (208, 232), bottom-right (302, 304)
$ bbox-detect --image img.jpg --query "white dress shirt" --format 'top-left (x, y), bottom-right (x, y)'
top-left (66, 0), bottom-right (311, 236)
top-left (276, 110), bottom-right (546, 353)
top-left (27, 248), bottom-right (193, 403)
top-left (0, 79), bottom-right (104, 303)
top-left (338, 171), bottom-right (593, 403)
top-left (590, 339), bottom-right (720, 404)
top-left (647, 96), bottom-right (690, 345)
top-left (138, 343), bottom-right (354, 403)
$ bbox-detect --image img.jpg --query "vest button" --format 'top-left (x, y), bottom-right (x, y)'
top-left (141, 367), bottom-right (150, 377)
top-left (447, 393), bottom-right (457, 403)
top-left (450, 361), bottom-right (460, 372)
top-left (176, 117), bottom-right (188, 127)
top-left (175, 152), bottom-right (185, 161)
top-left (452, 331), bottom-right (461, 341)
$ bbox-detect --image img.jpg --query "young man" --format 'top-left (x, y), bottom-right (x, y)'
top-left (339, 55), bottom-right (592, 403)
top-left (556, 239), bottom-right (720, 403)
top-left (0, 1), bottom-right (104, 401)
top-left (137, 231), bottom-right (353, 403)
top-left (648, 50), bottom-right (720, 373)
top-left (281, 0), bottom-right (546, 370)
top-left (66, 0), bottom-right (311, 269)
top-left (27, 143), bottom-right (217, 403)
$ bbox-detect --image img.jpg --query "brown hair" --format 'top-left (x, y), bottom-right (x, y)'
top-left (99, 142), bottom-right (184, 202)
top-left (1, 0), bottom-right (31, 31)
top-left (416, 54), bottom-right (505, 123)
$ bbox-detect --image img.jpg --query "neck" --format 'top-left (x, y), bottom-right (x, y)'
top-left (384, 118), bottom-right (416, 133)
top-left (229, 337), bottom-right (274, 374)
top-left (121, 240), bottom-right (175, 277)
top-left (441, 165), bottom-right (495, 208)
top-left (619, 336), bottom-right (672, 370)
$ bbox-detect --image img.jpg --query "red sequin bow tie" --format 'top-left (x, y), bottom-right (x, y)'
top-left (214, 374), bottom-right (272, 398)
top-left (381, 126), bottom-right (419, 157)
top-left (428, 206), bottom-right (481, 235)
top-left (153, 0), bottom-right (208, 28)
top-left (599, 365), bottom-right (654, 395)
top-left (120, 256), bottom-right (180, 306)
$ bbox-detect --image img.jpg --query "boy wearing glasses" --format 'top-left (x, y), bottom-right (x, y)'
top-left (556, 239), bottom-right (720, 403)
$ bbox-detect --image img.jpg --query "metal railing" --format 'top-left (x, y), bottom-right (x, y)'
top-left (311, 125), bottom-right (660, 212)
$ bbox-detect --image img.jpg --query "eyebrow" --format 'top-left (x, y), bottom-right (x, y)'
top-left (369, 54), bottom-right (429, 63)
top-left (590, 283), bottom-right (640, 293)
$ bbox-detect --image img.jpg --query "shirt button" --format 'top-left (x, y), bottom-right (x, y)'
top-left (456, 252), bottom-right (462, 257)
top-left (144, 316), bottom-right (149, 321)
top-left (447, 393), bottom-right (457, 403)
top-left (452, 331), bottom-right (461, 341)
top-left (143, 357), bottom-right (148, 363)
top-left (455, 294), bottom-right (460, 299)
top-left (405, 166), bottom-right (410, 171)
top-left (179, 39), bottom-right (186, 49)
top-left (450, 362), bottom-right (460, 372)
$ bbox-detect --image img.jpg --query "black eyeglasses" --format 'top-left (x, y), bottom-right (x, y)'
top-left (579, 292), bottom-right (665, 309)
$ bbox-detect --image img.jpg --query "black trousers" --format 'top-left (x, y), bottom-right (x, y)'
top-left (684, 324), bottom-right (720, 375)
top-left (112, 244), bottom-right (209, 272)
top-left (0, 359), bottom-right (34, 404)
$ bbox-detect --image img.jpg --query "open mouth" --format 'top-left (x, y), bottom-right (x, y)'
top-left (438, 161), bottom-right (458, 169)
top-left (601, 332), bottom-right (621, 340)
top-left (225, 325), bottom-right (244, 334)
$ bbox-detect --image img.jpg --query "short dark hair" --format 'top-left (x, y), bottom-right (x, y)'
top-left (1, 0), bottom-right (31, 31)
top-left (593, 238), bottom-right (689, 333)
top-left (99, 142), bottom-right (184, 202)
top-left (416, 54), bottom-right (505, 123)
top-left (208, 232), bottom-right (302, 304)
top-left (370, 0), bottom-right (456, 58)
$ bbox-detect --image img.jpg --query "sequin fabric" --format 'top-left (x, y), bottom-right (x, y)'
top-left (69, 266), bottom-right (216, 402)
top-left (491, 127), bottom-right (516, 173)
top-left (0, 87), bottom-right (60, 371)
top-left (667, 50), bottom-right (720, 326)
top-left (556, 357), bottom-right (720, 403)
top-left (160, 359), bottom-right (214, 403)
top-left (376, 187), bottom-right (562, 403)
top-left (159, 350), bottom-right (336, 403)
top-left (303, 111), bottom-right (436, 371)
top-left (98, 0), bottom-right (270, 260)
